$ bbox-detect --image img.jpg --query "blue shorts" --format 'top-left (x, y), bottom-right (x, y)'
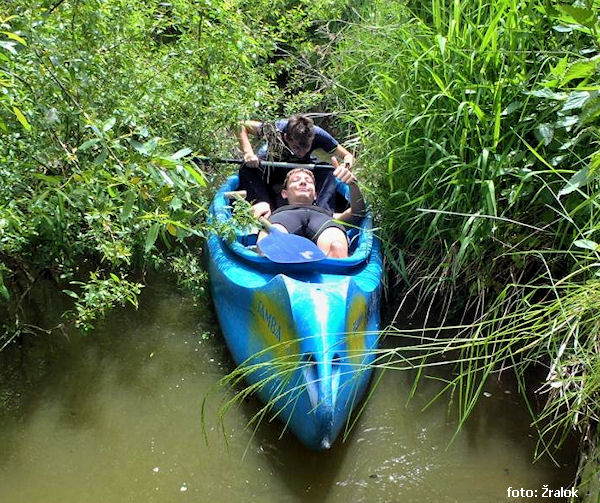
top-left (269, 205), bottom-right (346, 243)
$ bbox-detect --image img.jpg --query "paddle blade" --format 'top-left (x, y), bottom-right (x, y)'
top-left (258, 228), bottom-right (327, 263)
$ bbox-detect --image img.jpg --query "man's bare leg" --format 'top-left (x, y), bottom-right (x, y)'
top-left (316, 227), bottom-right (348, 258)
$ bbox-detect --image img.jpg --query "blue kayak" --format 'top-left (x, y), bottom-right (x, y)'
top-left (206, 174), bottom-right (383, 450)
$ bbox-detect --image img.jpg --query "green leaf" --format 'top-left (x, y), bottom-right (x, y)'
top-left (555, 115), bottom-right (579, 130)
top-left (543, 0), bottom-right (560, 17)
top-left (145, 222), bottom-right (161, 253)
top-left (535, 123), bottom-right (554, 146)
top-left (573, 239), bottom-right (598, 251)
top-left (582, 94), bottom-right (600, 123)
top-left (0, 284), bottom-right (10, 301)
top-left (468, 101), bottom-right (485, 121)
top-left (155, 157), bottom-right (177, 168)
top-left (0, 271), bottom-right (9, 301)
top-left (121, 191), bottom-right (136, 221)
top-left (557, 5), bottom-right (595, 27)
top-left (62, 289), bottom-right (79, 299)
top-left (550, 56), bottom-right (568, 78)
top-left (430, 70), bottom-right (447, 93)
top-left (0, 41), bottom-right (17, 54)
top-left (170, 197), bottom-right (182, 211)
top-left (501, 101), bottom-right (522, 116)
top-left (184, 164), bottom-right (207, 186)
top-left (1, 31), bottom-right (27, 45)
top-left (483, 179), bottom-right (497, 216)
top-left (528, 88), bottom-right (567, 100)
top-left (166, 223), bottom-right (177, 236)
top-left (94, 147), bottom-right (108, 164)
top-left (436, 34), bottom-right (446, 56)
top-left (561, 91), bottom-right (591, 112)
top-left (33, 173), bottom-right (62, 185)
top-left (130, 137), bottom-right (158, 155)
top-left (78, 138), bottom-right (101, 151)
top-left (559, 166), bottom-right (590, 197)
top-left (561, 58), bottom-right (598, 87)
top-left (13, 107), bottom-right (31, 131)
top-left (102, 117), bottom-right (116, 132)
top-left (171, 147), bottom-right (192, 160)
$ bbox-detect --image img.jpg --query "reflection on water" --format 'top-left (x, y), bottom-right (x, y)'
top-left (0, 278), bottom-right (575, 503)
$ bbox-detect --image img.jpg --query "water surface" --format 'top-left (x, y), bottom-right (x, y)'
top-left (0, 278), bottom-right (575, 502)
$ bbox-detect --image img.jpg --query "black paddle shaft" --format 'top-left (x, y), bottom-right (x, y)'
top-left (194, 156), bottom-right (334, 171)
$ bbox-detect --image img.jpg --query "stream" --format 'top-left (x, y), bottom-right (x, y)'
top-left (0, 276), bottom-right (576, 502)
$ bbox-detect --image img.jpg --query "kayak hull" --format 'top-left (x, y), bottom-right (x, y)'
top-left (206, 175), bottom-right (382, 449)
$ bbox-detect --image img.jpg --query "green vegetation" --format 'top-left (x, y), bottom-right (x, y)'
top-left (325, 0), bottom-right (600, 497)
top-left (0, 0), bottom-right (345, 338)
top-left (2, 0), bottom-right (600, 498)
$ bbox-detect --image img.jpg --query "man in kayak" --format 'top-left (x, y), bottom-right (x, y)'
top-left (238, 115), bottom-right (355, 220)
top-left (257, 164), bottom-right (365, 258)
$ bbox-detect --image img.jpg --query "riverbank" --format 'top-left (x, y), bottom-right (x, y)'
top-left (323, 0), bottom-right (600, 497)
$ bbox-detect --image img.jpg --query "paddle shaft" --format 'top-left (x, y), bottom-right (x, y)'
top-left (195, 156), bottom-right (334, 170)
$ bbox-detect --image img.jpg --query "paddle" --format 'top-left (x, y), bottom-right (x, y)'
top-left (257, 218), bottom-right (327, 263)
top-left (224, 191), bottom-right (327, 264)
top-left (196, 156), bottom-right (334, 171)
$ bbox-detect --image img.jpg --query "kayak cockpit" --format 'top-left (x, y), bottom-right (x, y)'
top-left (211, 175), bottom-right (374, 272)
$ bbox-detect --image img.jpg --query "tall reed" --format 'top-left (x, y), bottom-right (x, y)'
top-left (324, 0), bottom-right (600, 483)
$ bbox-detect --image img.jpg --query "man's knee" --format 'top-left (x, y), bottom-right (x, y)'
top-left (326, 239), bottom-right (348, 258)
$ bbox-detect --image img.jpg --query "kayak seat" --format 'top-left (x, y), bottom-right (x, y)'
top-left (238, 232), bottom-right (259, 248)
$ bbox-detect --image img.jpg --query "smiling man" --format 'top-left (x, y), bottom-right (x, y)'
top-left (257, 164), bottom-right (366, 258)
top-left (238, 115), bottom-right (356, 220)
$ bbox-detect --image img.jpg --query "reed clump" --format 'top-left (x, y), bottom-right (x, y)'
top-left (325, 0), bottom-right (600, 494)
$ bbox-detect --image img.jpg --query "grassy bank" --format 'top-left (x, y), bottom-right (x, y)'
top-left (325, 0), bottom-right (600, 496)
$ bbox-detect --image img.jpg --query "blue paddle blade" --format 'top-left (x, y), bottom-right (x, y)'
top-left (258, 228), bottom-right (327, 263)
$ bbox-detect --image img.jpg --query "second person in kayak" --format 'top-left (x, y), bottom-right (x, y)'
top-left (238, 115), bottom-right (355, 220)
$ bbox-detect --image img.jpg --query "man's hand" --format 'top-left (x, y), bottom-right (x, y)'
top-left (332, 156), bottom-right (356, 184)
top-left (244, 152), bottom-right (260, 168)
top-left (252, 201), bottom-right (272, 220)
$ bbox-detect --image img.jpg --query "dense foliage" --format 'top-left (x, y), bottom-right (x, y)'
top-left (0, 0), bottom-right (344, 340)
top-left (326, 0), bottom-right (600, 495)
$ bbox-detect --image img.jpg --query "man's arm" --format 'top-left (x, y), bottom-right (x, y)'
top-left (330, 158), bottom-right (366, 224)
top-left (334, 182), bottom-right (366, 224)
top-left (238, 120), bottom-right (272, 218)
top-left (238, 120), bottom-right (262, 167)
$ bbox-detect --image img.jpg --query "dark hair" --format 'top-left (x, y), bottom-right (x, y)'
top-left (286, 115), bottom-right (315, 149)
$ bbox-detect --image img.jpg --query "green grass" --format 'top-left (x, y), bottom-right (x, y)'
top-left (316, 0), bottom-right (600, 496)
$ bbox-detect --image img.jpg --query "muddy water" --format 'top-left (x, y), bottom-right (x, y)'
top-left (0, 278), bottom-right (575, 502)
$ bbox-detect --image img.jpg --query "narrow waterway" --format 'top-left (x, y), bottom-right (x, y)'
top-left (0, 277), bottom-right (575, 502)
